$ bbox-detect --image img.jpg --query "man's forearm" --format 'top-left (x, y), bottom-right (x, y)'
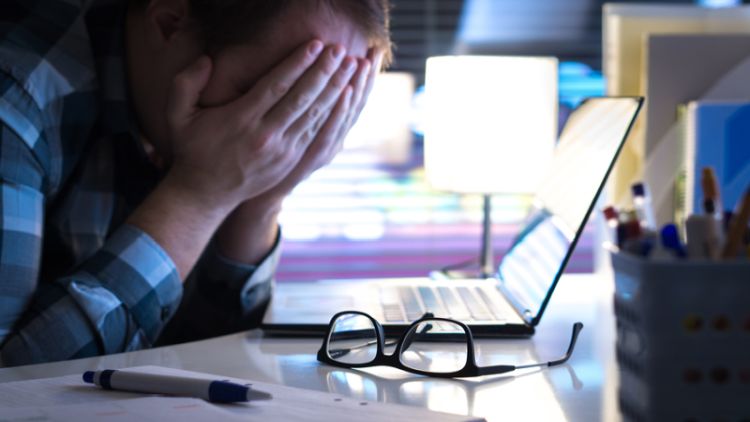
top-left (127, 172), bottom-right (235, 280)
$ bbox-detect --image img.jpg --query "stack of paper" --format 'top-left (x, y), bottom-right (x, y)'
top-left (0, 366), bottom-right (485, 422)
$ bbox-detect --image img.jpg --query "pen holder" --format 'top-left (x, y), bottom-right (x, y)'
top-left (611, 252), bottom-right (750, 422)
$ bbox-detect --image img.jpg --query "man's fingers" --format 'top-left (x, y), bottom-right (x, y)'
top-left (264, 45), bottom-right (353, 131)
top-left (166, 56), bottom-right (212, 125)
top-left (350, 58), bottom-right (371, 111)
top-left (282, 55), bottom-right (358, 142)
top-left (333, 88), bottom-right (359, 149)
top-left (359, 49), bottom-right (383, 114)
top-left (342, 49), bottom-right (382, 133)
top-left (342, 58), bottom-right (372, 131)
top-left (234, 39), bottom-right (324, 119)
top-left (316, 85), bottom-right (353, 155)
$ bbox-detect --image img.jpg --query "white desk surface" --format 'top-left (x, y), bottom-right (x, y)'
top-left (0, 273), bottom-right (620, 422)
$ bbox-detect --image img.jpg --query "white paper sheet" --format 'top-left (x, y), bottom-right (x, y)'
top-left (0, 365), bottom-right (483, 422)
top-left (0, 397), bottom-right (247, 422)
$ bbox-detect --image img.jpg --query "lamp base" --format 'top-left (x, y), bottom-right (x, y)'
top-left (429, 265), bottom-right (497, 281)
top-left (430, 194), bottom-right (497, 280)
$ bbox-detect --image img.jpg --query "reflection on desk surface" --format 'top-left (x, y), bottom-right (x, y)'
top-left (264, 344), bottom-right (584, 421)
top-left (321, 364), bottom-right (583, 416)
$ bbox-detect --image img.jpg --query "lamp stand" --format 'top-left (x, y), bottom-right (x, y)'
top-left (431, 193), bottom-right (499, 280)
top-left (480, 193), bottom-right (495, 278)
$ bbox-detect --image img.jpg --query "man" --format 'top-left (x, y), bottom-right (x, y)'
top-left (0, 0), bottom-right (391, 366)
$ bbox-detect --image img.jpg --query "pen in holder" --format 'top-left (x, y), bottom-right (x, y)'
top-left (611, 251), bottom-right (750, 422)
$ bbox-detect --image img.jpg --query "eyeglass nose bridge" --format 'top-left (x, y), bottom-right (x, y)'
top-left (393, 312), bottom-right (436, 351)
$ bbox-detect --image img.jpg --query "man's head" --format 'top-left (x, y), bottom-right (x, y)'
top-left (130, 0), bottom-right (392, 59)
top-left (189, 1), bottom-right (391, 58)
top-left (126, 0), bottom-right (392, 158)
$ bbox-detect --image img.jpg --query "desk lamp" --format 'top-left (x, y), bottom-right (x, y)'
top-left (424, 55), bottom-right (558, 278)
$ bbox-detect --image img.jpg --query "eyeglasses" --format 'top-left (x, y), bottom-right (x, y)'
top-left (316, 311), bottom-right (584, 378)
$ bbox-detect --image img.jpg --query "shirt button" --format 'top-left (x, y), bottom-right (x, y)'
top-left (161, 306), bottom-right (171, 321)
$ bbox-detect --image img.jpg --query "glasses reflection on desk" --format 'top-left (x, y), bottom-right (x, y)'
top-left (319, 362), bottom-right (583, 418)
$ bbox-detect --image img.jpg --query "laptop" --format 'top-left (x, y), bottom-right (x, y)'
top-left (262, 96), bottom-right (644, 337)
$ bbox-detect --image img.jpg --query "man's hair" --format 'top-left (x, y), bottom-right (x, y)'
top-left (133, 0), bottom-right (392, 64)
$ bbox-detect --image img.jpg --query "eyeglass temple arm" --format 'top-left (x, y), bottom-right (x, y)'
top-left (329, 338), bottom-right (402, 359)
top-left (517, 322), bottom-right (584, 369)
top-left (477, 322), bottom-right (583, 376)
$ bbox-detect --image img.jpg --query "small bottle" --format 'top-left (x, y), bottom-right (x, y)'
top-left (631, 182), bottom-right (656, 231)
top-left (602, 206), bottom-right (619, 246)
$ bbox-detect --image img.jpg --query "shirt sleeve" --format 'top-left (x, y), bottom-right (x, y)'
top-left (157, 230), bottom-right (281, 346)
top-left (0, 76), bottom-right (183, 367)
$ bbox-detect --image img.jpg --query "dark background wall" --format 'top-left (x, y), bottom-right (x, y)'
top-left (387, 0), bottom-right (702, 84)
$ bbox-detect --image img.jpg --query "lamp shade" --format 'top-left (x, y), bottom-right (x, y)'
top-left (424, 56), bottom-right (558, 194)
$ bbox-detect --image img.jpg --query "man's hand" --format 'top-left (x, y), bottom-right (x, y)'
top-left (215, 48), bottom-right (385, 265)
top-left (262, 48), bottom-right (384, 202)
top-left (128, 40), bottom-right (362, 278)
top-left (162, 39), bottom-right (359, 214)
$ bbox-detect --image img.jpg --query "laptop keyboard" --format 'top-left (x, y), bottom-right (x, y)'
top-left (399, 286), bottom-right (423, 321)
top-left (380, 285), bottom-right (511, 323)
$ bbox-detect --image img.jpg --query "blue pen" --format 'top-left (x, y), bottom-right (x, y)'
top-left (83, 369), bottom-right (273, 403)
top-left (660, 224), bottom-right (687, 258)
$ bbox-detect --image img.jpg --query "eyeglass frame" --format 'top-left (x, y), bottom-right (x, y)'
top-left (317, 310), bottom-right (584, 379)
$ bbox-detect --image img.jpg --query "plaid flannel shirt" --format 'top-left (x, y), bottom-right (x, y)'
top-left (0, 0), bottom-right (280, 366)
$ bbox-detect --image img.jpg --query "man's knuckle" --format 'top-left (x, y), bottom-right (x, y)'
top-left (271, 81), bottom-right (290, 96)
top-left (293, 92), bottom-right (311, 109)
top-left (313, 118), bottom-right (324, 133)
top-left (309, 105), bottom-right (321, 119)
top-left (322, 61), bottom-right (339, 75)
top-left (304, 128), bottom-right (316, 143)
top-left (331, 75), bottom-right (348, 89)
top-left (253, 130), bottom-right (278, 153)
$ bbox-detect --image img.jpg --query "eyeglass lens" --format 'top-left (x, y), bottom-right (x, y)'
top-left (399, 320), bottom-right (469, 374)
top-left (327, 314), bottom-right (378, 364)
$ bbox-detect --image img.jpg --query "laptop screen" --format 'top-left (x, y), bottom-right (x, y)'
top-left (496, 97), bottom-right (643, 325)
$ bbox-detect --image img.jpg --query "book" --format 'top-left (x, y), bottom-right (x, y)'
top-left (684, 101), bottom-right (750, 218)
top-left (602, 3), bottom-right (750, 205)
top-left (640, 34), bottom-right (750, 224)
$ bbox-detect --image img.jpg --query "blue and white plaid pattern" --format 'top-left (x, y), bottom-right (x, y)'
top-left (0, 0), bottom-right (278, 366)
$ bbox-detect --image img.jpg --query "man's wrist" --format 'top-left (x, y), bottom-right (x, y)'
top-left (214, 199), bottom-right (282, 265)
top-left (160, 167), bottom-right (242, 218)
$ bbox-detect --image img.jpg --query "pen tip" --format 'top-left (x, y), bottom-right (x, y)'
top-left (83, 371), bottom-right (94, 383)
top-left (248, 389), bottom-right (273, 401)
top-left (631, 182), bottom-right (645, 196)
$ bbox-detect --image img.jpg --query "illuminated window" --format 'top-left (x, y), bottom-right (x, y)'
top-left (276, 63), bottom-right (605, 282)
